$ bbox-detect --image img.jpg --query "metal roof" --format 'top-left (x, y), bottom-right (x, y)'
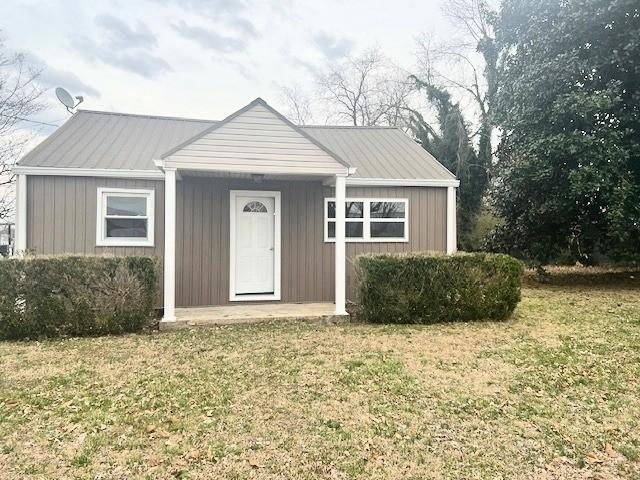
top-left (301, 126), bottom-right (455, 180)
top-left (19, 111), bottom-right (214, 171)
top-left (19, 109), bottom-right (455, 180)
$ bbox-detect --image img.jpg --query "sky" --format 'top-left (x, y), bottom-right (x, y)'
top-left (4, 0), bottom-right (458, 134)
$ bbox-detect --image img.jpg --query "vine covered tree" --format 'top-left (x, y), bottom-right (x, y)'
top-left (410, 79), bottom-right (485, 246)
top-left (412, 0), bottom-right (499, 249)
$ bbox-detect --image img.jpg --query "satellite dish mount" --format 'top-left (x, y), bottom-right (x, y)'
top-left (56, 87), bottom-right (84, 113)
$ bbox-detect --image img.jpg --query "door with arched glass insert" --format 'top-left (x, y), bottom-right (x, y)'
top-left (232, 193), bottom-right (277, 297)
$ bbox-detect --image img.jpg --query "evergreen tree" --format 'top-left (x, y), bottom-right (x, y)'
top-left (490, 0), bottom-right (640, 263)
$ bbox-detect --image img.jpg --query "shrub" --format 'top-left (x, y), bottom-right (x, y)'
top-left (459, 209), bottom-right (500, 252)
top-left (0, 255), bottom-right (158, 340)
top-left (355, 252), bottom-right (524, 324)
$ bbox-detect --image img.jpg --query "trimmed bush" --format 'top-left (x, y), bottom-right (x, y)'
top-left (0, 255), bottom-right (158, 340)
top-left (355, 252), bottom-right (524, 323)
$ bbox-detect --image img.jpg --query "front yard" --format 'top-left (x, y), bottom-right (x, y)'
top-left (1, 273), bottom-right (639, 479)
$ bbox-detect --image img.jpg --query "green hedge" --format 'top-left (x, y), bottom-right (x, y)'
top-left (0, 255), bottom-right (159, 340)
top-left (355, 252), bottom-right (524, 323)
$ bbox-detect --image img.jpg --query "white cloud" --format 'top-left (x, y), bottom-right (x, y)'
top-left (70, 15), bottom-right (170, 78)
top-left (172, 20), bottom-right (249, 53)
top-left (313, 31), bottom-right (354, 60)
top-left (26, 52), bottom-right (100, 98)
top-left (94, 15), bottom-right (158, 49)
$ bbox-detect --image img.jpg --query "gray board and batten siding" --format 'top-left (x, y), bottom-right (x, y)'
top-left (26, 175), bottom-right (447, 307)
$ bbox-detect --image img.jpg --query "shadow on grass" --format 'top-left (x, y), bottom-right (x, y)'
top-left (523, 266), bottom-right (640, 289)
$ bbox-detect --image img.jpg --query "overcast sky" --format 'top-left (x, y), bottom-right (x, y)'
top-left (5, 0), bottom-right (457, 136)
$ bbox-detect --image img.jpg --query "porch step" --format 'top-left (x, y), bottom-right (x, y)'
top-left (159, 302), bottom-right (349, 331)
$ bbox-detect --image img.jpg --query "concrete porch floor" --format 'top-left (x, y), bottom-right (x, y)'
top-left (160, 302), bottom-right (350, 330)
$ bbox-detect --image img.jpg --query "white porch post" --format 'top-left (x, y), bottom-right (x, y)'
top-left (163, 168), bottom-right (177, 322)
top-left (15, 174), bottom-right (27, 253)
top-left (334, 174), bottom-right (347, 315)
top-left (446, 186), bottom-right (457, 254)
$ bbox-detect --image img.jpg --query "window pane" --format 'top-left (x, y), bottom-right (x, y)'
top-left (370, 222), bottom-right (404, 238)
top-left (328, 221), bottom-right (363, 239)
top-left (328, 201), bottom-right (336, 219)
top-left (370, 201), bottom-right (405, 218)
top-left (243, 201), bottom-right (267, 213)
top-left (346, 222), bottom-right (363, 238)
top-left (106, 218), bottom-right (148, 238)
top-left (346, 202), bottom-right (363, 218)
top-left (328, 201), bottom-right (364, 219)
top-left (107, 196), bottom-right (147, 216)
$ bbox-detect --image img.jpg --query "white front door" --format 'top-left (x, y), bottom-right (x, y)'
top-left (233, 194), bottom-right (276, 295)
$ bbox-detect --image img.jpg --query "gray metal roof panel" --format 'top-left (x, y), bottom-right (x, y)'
top-left (19, 111), bottom-right (214, 170)
top-left (19, 110), bottom-right (455, 180)
top-left (302, 126), bottom-right (456, 180)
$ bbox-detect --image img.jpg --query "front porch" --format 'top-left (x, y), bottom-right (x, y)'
top-left (156, 98), bottom-right (352, 327)
top-left (160, 302), bottom-right (349, 330)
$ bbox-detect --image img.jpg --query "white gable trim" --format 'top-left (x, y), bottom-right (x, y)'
top-left (13, 166), bottom-right (164, 180)
top-left (160, 99), bottom-right (350, 175)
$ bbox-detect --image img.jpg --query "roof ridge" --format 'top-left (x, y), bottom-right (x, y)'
top-left (300, 125), bottom-right (400, 129)
top-left (75, 110), bottom-right (401, 130)
top-left (76, 109), bottom-right (218, 123)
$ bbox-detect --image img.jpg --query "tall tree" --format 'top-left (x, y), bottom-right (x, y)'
top-left (0, 40), bottom-right (44, 221)
top-left (490, 0), bottom-right (640, 263)
top-left (412, 0), bottom-right (499, 249)
top-left (410, 78), bottom-right (484, 246)
top-left (418, 0), bottom-right (499, 178)
top-left (443, 0), bottom-right (499, 179)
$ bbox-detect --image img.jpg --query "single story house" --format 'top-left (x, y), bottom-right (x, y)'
top-left (13, 98), bottom-right (459, 325)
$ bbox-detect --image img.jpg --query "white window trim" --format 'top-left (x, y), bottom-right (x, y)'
top-left (229, 190), bottom-right (282, 302)
top-left (96, 187), bottom-right (155, 247)
top-left (324, 198), bottom-right (409, 243)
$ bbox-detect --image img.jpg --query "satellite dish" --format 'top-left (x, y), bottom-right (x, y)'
top-left (55, 87), bottom-right (84, 113)
top-left (56, 88), bottom-right (75, 108)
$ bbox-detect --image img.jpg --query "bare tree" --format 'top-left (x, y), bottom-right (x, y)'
top-left (443, 0), bottom-right (496, 46)
top-left (0, 40), bottom-right (44, 220)
top-left (279, 85), bottom-right (314, 125)
top-left (317, 48), bottom-right (414, 127)
top-left (416, 0), bottom-right (499, 167)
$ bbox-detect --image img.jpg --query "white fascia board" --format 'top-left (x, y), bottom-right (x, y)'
top-left (323, 177), bottom-right (460, 187)
top-left (346, 177), bottom-right (460, 187)
top-left (161, 161), bottom-right (350, 176)
top-left (13, 166), bottom-right (164, 180)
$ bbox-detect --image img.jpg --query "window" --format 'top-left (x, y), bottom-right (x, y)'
top-left (96, 188), bottom-right (154, 246)
top-left (243, 200), bottom-right (268, 213)
top-left (325, 198), bottom-right (408, 242)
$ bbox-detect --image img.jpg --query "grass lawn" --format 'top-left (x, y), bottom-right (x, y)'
top-left (1, 271), bottom-right (640, 479)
